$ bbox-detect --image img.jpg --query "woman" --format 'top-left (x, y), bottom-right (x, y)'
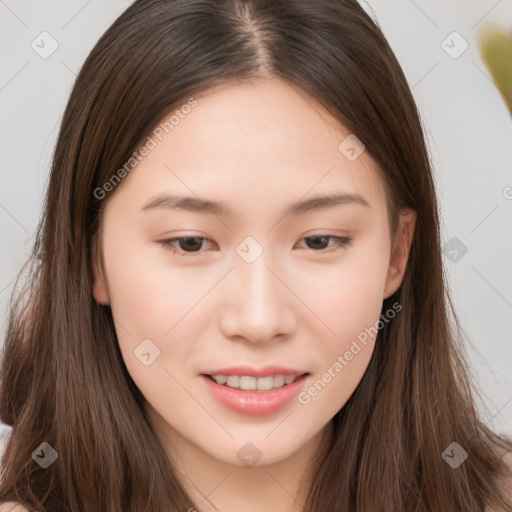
top-left (1, 0), bottom-right (511, 510)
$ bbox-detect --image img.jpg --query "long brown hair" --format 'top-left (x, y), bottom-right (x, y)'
top-left (1, 1), bottom-right (511, 510)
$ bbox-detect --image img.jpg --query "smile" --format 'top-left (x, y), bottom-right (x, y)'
top-left (201, 372), bottom-right (309, 416)
top-left (207, 374), bottom-right (302, 391)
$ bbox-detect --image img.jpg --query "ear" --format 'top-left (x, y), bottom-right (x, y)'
top-left (383, 208), bottom-right (417, 299)
top-left (92, 235), bottom-right (110, 305)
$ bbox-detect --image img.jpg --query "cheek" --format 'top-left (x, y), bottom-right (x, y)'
top-left (299, 239), bottom-right (389, 345)
top-left (102, 234), bottom-right (223, 396)
top-left (296, 236), bottom-right (389, 406)
top-left (103, 242), bottom-right (209, 410)
top-left (297, 273), bottom-right (382, 413)
top-left (312, 275), bottom-right (381, 386)
top-left (104, 236), bottom-right (211, 338)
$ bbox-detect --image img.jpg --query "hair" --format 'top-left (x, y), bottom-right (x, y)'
top-left (1, 0), bottom-right (511, 510)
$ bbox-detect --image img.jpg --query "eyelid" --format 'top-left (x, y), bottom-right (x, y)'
top-left (295, 235), bottom-right (352, 251)
top-left (159, 236), bottom-right (215, 256)
top-left (158, 234), bottom-right (352, 256)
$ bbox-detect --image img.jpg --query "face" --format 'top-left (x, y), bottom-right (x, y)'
top-left (92, 78), bottom-right (415, 467)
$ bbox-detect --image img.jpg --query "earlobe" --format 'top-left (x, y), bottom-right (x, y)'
top-left (92, 238), bottom-right (110, 306)
top-left (383, 209), bottom-right (417, 299)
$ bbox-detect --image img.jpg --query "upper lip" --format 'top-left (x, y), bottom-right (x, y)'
top-left (202, 366), bottom-right (309, 378)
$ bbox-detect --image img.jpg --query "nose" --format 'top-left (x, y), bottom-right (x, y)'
top-left (218, 249), bottom-right (297, 344)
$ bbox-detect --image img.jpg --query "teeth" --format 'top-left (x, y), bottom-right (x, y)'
top-left (226, 375), bottom-right (239, 388)
top-left (273, 375), bottom-right (285, 387)
top-left (214, 375), bottom-right (227, 385)
top-left (256, 376), bottom-right (274, 391)
top-left (239, 376), bottom-right (257, 391)
top-left (211, 374), bottom-right (301, 391)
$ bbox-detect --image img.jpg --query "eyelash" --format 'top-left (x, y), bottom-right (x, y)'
top-left (158, 235), bottom-right (352, 256)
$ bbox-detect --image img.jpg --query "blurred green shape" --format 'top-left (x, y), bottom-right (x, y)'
top-left (478, 25), bottom-right (512, 117)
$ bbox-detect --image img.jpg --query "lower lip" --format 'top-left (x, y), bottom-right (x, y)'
top-left (201, 374), bottom-right (308, 416)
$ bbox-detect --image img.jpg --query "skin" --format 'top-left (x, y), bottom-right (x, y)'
top-left (92, 77), bottom-right (416, 511)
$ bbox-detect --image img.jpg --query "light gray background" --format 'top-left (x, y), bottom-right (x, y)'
top-left (1, 0), bottom-right (511, 455)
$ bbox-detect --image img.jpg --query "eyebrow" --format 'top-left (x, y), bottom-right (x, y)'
top-left (140, 192), bottom-right (371, 216)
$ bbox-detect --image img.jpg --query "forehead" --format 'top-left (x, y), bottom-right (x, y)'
top-left (106, 78), bottom-right (387, 218)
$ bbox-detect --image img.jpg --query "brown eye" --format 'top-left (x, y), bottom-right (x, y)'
top-left (299, 235), bottom-right (352, 252)
top-left (159, 236), bottom-right (213, 255)
top-left (158, 234), bottom-right (352, 257)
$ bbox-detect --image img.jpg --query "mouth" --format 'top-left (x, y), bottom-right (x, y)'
top-left (200, 370), bottom-right (310, 416)
top-left (202, 373), bottom-right (309, 392)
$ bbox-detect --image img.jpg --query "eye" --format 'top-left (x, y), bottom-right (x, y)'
top-left (159, 236), bottom-right (214, 256)
top-left (158, 235), bottom-right (352, 256)
top-left (296, 235), bottom-right (352, 252)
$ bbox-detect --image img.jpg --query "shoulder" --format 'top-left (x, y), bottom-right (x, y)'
top-left (0, 503), bottom-right (30, 512)
top-left (487, 450), bottom-right (512, 512)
